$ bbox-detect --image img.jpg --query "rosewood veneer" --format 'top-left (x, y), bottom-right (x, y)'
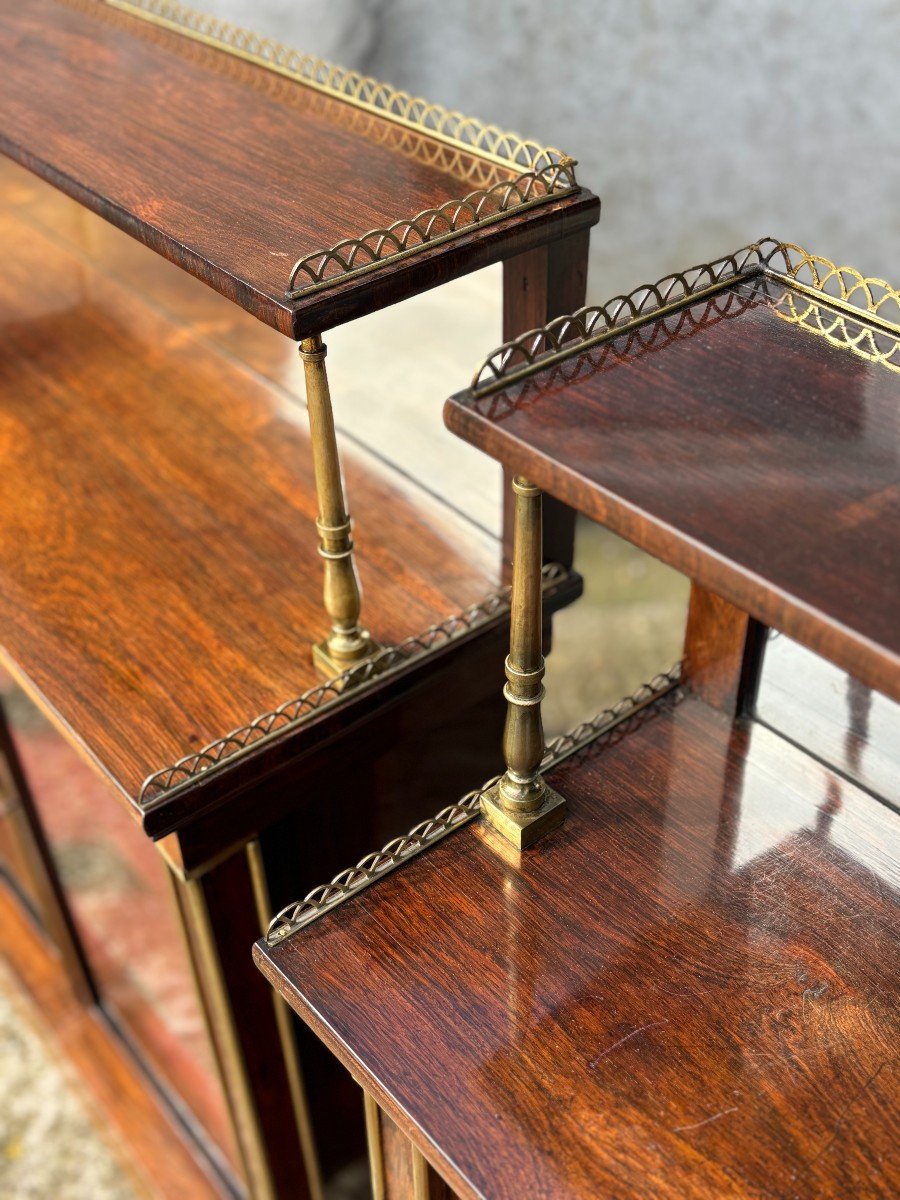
top-left (0, 0), bottom-right (598, 339)
top-left (445, 240), bottom-right (900, 701)
top-left (255, 241), bottom-right (899, 1198)
top-left (0, 2), bottom-right (600, 1192)
top-left (257, 691), bottom-right (899, 1200)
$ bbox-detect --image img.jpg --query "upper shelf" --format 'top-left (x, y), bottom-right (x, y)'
top-left (0, 0), bottom-right (598, 338)
top-left (0, 188), bottom-right (511, 839)
top-left (256, 688), bottom-right (900, 1200)
top-left (445, 239), bottom-right (900, 701)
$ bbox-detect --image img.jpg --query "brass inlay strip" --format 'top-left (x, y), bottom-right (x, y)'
top-left (470, 239), bottom-right (900, 396)
top-left (138, 564), bottom-right (570, 808)
top-left (247, 841), bottom-right (325, 1200)
top-left (265, 664), bottom-right (682, 944)
top-left (363, 1092), bottom-right (386, 1200)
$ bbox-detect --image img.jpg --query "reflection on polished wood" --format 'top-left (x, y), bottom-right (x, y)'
top-left (446, 275), bottom-right (900, 700)
top-left (0, 0), bottom-right (597, 336)
top-left (0, 203), bottom-right (499, 821)
top-left (256, 692), bottom-right (900, 1199)
top-left (757, 634), bottom-right (900, 807)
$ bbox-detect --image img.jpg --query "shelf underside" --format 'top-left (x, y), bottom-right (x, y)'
top-left (446, 274), bottom-right (900, 701)
top-left (0, 197), bottom-right (499, 817)
top-left (257, 689), bottom-right (900, 1200)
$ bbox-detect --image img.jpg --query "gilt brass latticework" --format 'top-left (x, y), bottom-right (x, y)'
top-left (471, 239), bottom-right (900, 396)
top-left (139, 565), bottom-right (571, 807)
top-left (102, 0), bottom-right (580, 296)
top-left (265, 664), bottom-right (682, 944)
top-left (105, 0), bottom-right (567, 169)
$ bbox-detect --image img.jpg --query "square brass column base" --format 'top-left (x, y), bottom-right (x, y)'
top-left (480, 783), bottom-right (566, 849)
top-left (312, 635), bottom-right (383, 683)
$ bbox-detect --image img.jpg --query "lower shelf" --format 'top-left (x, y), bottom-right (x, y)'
top-left (256, 688), bottom-right (899, 1200)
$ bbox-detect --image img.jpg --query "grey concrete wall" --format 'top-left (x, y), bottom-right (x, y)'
top-left (219, 0), bottom-right (900, 301)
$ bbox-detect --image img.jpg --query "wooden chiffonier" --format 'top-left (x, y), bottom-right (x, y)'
top-left (0, 2), bottom-right (598, 1198)
top-left (255, 240), bottom-right (900, 1199)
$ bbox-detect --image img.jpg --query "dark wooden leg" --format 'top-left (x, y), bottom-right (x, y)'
top-left (172, 843), bottom-right (320, 1200)
top-left (683, 582), bottom-right (768, 717)
top-left (364, 1093), bottom-right (456, 1200)
top-left (0, 702), bottom-right (95, 1005)
top-left (501, 230), bottom-right (591, 576)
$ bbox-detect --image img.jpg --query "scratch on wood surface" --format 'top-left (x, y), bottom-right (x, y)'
top-left (673, 1105), bottom-right (739, 1134)
top-left (589, 1019), bottom-right (669, 1068)
top-left (805, 1061), bottom-right (890, 1169)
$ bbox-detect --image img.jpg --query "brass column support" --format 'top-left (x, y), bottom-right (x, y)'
top-left (482, 477), bottom-right (565, 848)
top-left (299, 336), bottom-right (380, 677)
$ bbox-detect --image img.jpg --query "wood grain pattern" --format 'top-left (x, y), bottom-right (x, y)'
top-left (256, 694), bottom-right (900, 1200)
top-left (0, 0), bottom-right (597, 337)
top-left (0, 203), bottom-right (499, 820)
top-left (500, 232), bottom-right (591, 575)
top-left (683, 583), bottom-right (767, 716)
top-left (446, 276), bottom-right (900, 701)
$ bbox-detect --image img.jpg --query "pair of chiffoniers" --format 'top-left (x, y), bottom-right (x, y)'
top-left (0, 3), bottom-right (896, 1200)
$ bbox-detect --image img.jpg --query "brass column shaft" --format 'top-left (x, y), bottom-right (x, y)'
top-left (482, 477), bottom-right (565, 848)
top-left (299, 336), bottom-right (377, 675)
top-left (500, 478), bottom-right (546, 813)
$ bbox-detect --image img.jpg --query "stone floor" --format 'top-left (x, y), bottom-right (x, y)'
top-left (0, 962), bottom-right (142, 1200)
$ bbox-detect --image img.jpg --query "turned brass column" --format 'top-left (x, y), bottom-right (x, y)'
top-left (299, 336), bottom-right (380, 677)
top-left (482, 476), bottom-right (565, 848)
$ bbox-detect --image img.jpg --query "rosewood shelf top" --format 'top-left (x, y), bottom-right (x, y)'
top-left (0, 201), bottom-right (506, 834)
top-left (445, 241), bottom-right (900, 701)
top-left (256, 691), bottom-right (900, 1200)
top-left (0, 0), bottom-right (598, 338)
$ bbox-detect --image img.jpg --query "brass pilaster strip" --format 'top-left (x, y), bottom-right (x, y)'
top-left (178, 873), bottom-right (278, 1200)
top-left (247, 841), bottom-right (325, 1200)
top-left (363, 1092), bottom-right (386, 1200)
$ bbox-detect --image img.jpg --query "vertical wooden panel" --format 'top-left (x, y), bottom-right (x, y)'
top-left (501, 229), bottom-right (592, 574)
top-left (683, 582), bottom-right (768, 716)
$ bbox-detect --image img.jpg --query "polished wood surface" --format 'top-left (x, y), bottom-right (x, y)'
top-left (0, 202), bottom-right (499, 822)
top-left (446, 276), bottom-right (900, 701)
top-left (0, 0), bottom-right (597, 337)
top-left (756, 634), bottom-right (900, 808)
top-left (257, 693), bottom-right (900, 1199)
